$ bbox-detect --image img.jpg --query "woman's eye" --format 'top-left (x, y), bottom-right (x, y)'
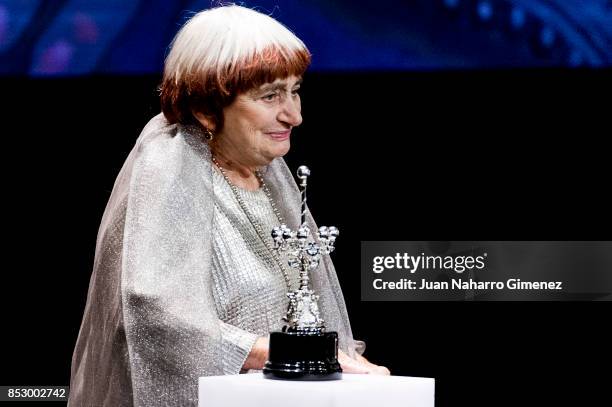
top-left (262, 93), bottom-right (278, 101)
top-left (291, 88), bottom-right (300, 96)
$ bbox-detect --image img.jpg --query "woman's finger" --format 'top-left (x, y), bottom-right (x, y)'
top-left (371, 366), bottom-right (391, 375)
top-left (340, 359), bottom-right (372, 374)
top-left (338, 350), bottom-right (372, 374)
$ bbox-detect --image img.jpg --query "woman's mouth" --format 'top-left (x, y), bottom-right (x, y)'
top-left (266, 130), bottom-right (291, 141)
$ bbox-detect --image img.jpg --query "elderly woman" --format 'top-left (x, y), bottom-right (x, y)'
top-left (69, 5), bottom-right (388, 407)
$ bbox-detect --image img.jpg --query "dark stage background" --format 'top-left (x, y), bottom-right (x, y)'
top-left (2, 69), bottom-right (611, 406)
top-left (2, 1), bottom-right (612, 405)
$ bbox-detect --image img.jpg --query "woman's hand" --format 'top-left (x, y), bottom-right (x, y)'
top-left (338, 350), bottom-right (391, 375)
top-left (243, 336), bottom-right (269, 370)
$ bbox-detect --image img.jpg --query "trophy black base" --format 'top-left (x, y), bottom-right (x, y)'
top-left (263, 330), bottom-right (342, 381)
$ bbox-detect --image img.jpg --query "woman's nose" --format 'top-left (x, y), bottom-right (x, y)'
top-left (278, 97), bottom-right (302, 127)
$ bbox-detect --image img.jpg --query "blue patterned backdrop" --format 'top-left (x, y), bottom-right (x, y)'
top-left (1, 0), bottom-right (611, 75)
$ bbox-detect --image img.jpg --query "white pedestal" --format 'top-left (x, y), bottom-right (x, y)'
top-left (198, 373), bottom-right (435, 407)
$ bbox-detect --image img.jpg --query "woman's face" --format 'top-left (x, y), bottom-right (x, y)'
top-left (213, 75), bottom-right (303, 167)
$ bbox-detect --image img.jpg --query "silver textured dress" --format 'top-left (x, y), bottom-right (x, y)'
top-left (68, 114), bottom-right (362, 406)
top-left (211, 169), bottom-right (300, 374)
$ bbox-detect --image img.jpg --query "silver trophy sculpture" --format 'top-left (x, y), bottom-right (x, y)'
top-left (263, 166), bottom-right (342, 380)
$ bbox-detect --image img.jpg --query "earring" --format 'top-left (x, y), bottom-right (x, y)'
top-left (204, 128), bottom-right (214, 141)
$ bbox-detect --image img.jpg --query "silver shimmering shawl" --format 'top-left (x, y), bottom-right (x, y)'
top-left (68, 114), bottom-right (362, 406)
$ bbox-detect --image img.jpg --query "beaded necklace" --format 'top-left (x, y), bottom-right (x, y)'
top-left (211, 155), bottom-right (292, 292)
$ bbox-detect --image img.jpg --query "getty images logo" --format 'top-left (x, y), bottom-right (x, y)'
top-left (372, 252), bottom-right (488, 274)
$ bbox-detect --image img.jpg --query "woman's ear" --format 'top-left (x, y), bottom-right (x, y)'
top-left (192, 110), bottom-right (216, 132)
